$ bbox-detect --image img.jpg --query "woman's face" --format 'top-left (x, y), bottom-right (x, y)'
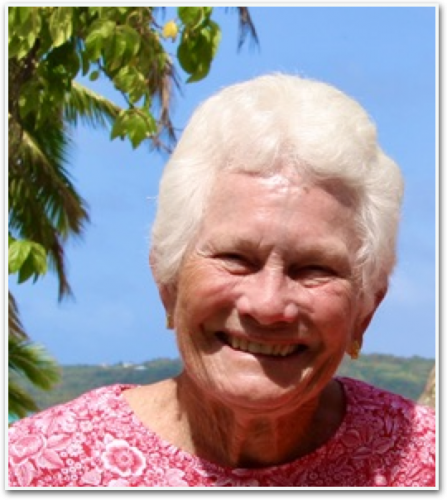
top-left (164, 170), bottom-right (375, 413)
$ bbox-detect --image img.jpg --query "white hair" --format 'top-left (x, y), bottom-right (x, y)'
top-left (151, 73), bottom-right (404, 303)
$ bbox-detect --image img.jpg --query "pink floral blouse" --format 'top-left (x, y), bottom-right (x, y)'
top-left (8, 377), bottom-right (436, 488)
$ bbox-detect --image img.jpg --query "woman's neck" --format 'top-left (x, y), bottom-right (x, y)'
top-left (174, 373), bottom-right (345, 468)
top-left (123, 375), bottom-right (345, 469)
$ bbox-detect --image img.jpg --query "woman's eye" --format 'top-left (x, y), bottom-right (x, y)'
top-left (218, 253), bottom-right (254, 272)
top-left (222, 253), bottom-right (242, 260)
top-left (290, 265), bottom-right (334, 282)
top-left (222, 253), bottom-right (248, 264)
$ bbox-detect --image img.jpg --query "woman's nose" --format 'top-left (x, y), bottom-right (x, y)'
top-left (236, 269), bottom-right (300, 326)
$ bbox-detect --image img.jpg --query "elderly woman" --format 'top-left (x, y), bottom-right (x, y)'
top-left (9, 74), bottom-right (435, 488)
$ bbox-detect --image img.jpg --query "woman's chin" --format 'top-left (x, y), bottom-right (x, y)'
top-left (186, 360), bottom-right (315, 413)
top-left (212, 379), bottom-right (313, 414)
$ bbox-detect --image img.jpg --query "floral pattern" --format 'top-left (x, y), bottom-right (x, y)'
top-left (8, 378), bottom-right (436, 488)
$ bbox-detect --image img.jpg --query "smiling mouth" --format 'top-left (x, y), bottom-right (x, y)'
top-left (216, 332), bottom-right (308, 357)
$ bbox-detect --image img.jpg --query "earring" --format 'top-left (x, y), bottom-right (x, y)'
top-left (349, 340), bottom-right (361, 360)
top-left (166, 314), bottom-right (173, 330)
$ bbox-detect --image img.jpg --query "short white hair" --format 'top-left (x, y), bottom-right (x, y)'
top-left (151, 74), bottom-right (404, 302)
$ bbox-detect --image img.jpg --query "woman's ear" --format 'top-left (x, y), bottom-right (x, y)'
top-left (149, 249), bottom-right (177, 322)
top-left (354, 286), bottom-right (388, 346)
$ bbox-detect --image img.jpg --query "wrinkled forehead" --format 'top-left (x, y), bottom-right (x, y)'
top-left (216, 162), bottom-right (359, 212)
top-left (204, 169), bottom-right (357, 228)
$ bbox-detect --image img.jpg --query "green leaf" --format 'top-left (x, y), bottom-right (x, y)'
top-left (85, 30), bottom-right (102, 62)
top-left (110, 109), bottom-right (130, 140)
top-left (120, 25), bottom-right (141, 59)
top-left (88, 7), bottom-right (101, 17)
top-left (96, 18), bottom-right (117, 38)
top-left (9, 239), bottom-right (48, 281)
top-left (17, 42), bottom-right (32, 60)
top-left (104, 25), bottom-right (141, 74)
top-left (8, 36), bottom-right (25, 59)
top-left (19, 245), bottom-right (47, 283)
top-left (207, 20), bottom-right (221, 58)
top-left (9, 6), bottom-right (40, 42)
top-left (178, 22), bottom-right (221, 83)
top-left (128, 113), bottom-right (150, 149)
top-left (26, 8), bottom-right (42, 47)
top-left (177, 38), bottom-right (198, 75)
top-left (8, 240), bottom-right (32, 274)
top-left (89, 70), bottom-right (99, 81)
top-left (194, 23), bottom-right (221, 82)
top-left (143, 111), bottom-right (157, 133)
top-left (113, 66), bottom-right (134, 93)
top-left (17, 258), bottom-right (35, 283)
top-left (8, 7), bottom-right (19, 30)
top-left (178, 7), bottom-right (203, 28)
top-left (186, 63), bottom-right (211, 83)
top-left (29, 243), bottom-right (48, 275)
top-left (128, 77), bottom-right (147, 104)
top-left (80, 50), bottom-right (90, 76)
top-left (45, 41), bottom-right (80, 82)
top-left (113, 66), bottom-right (146, 100)
top-left (111, 109), bottom-right (156, 148)
top-left (18, 6), bottom-right (31, 24)
top-left (27, 29), bottom-right (37, 49)
top-left (49, 7), bottom-right (73, 48)
top-left (110, 33), bottom-right (128, 70)
top-left (85, 19), bottom-right (116, 61)
top-left (202, 7), bottom-right (213, 19)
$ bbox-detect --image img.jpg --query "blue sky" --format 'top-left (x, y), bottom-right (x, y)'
top-left (8, 6), bottom-right (437, 365)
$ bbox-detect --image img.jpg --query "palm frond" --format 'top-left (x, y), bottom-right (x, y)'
top-left (9, 121), bottom-right (89, 298)
top-left (9, 180), bottom-right (76, 299)
top-left (8, 303), bottom-right (61, 420)
top-left (9, 335), bottom-right (61, 390)
top-left (8, 377), bottom-right (40, 419)
top-left (10, 125), bottom-right (89, 237)
top-left (8, 292), bottom-right (28, 341)
top-left (64, 81), bottom-right (122, 129)
top-left (226, 7), bottom-right (260, 50)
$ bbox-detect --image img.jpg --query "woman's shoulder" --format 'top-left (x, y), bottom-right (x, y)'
top-left (9, 384), bottom-right (136, 437)
top-left (8, 384), bottom-right (142, 487)
top-left (337, 376), bottom-right (435, 434)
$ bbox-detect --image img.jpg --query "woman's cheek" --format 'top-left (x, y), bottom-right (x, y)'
top-left (176, 260), bottom-right (237, 323)
top-left (308, 284), bottom-right (357, 326)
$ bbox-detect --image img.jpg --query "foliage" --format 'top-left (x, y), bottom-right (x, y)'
top-left (8, 236), bottom-right (47, 285)
top-left (8, 6), bottom-right (257, 419)
top-left (337, 354), bottom-right (435, 403)
top-left (20, 354), bottom-right (434, 414)
top-left (8, 6), bottom-right (257, 291)
top-left (8, 293), bottom-right (61, 419)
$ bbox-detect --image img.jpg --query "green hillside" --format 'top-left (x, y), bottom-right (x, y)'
top-left (25, 354), bottom-right (434, 412)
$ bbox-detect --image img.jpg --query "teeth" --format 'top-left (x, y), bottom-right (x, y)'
top-left (226, 335), bottom-right (302, 357)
